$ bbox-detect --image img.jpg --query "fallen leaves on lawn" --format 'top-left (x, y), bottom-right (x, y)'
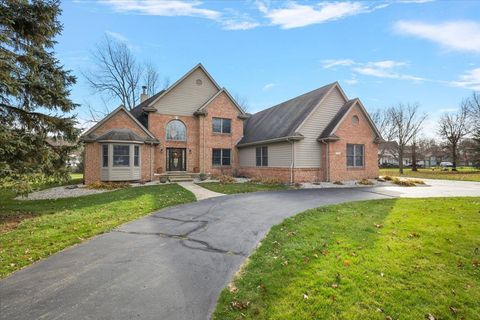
top-left (303, 293), bottom-right (309, 300)
top-left (343, 260), bottom-right (351, 267)
top-left (374, 223), bottom-right (383, 228)
top-left (425, 313), bottom-right (435, 320)
top-left (331, 283), bottom-right (338, 289)
top-left (228, 284), bottom-right (238, 294)
top-left (449, 306), bottom-right (459, 314)
top-left (230, 300), bottom-right (250, 310)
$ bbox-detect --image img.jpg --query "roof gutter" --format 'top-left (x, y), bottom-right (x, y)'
top-left (237, 135), bottom-right (304, 148)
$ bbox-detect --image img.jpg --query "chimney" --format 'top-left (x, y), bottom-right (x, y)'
top-left (140, 85), bottom-right (148, 103)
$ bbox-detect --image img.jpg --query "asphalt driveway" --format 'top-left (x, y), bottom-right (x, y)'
top-left (1, 181), bottom-right (479, 320)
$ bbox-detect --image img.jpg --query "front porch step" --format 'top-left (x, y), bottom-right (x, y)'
top-left (154, 172), bottom-right (197, 182)
top-left (169, 177), bottom-right (194, 182)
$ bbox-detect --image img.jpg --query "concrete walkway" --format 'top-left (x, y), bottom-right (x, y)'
top-left (0, 180), bottom-right (479, 320)
top-left (177, 181), bottom-right (224, 200)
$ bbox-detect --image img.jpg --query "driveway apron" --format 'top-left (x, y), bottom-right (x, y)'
top-left (0, 182), bottom-right (478, 320)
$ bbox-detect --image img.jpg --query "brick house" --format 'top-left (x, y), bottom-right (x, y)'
top-left (81, 64), bottom-right (381, 184)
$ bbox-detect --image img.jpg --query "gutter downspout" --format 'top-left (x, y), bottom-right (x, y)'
top-left (288, 138), bottom-right (295, 184)
top-left (321, 141), bottom-right (329, 182)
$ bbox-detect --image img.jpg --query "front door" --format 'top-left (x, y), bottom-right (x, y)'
top-left (166, 148), bottom-right (186, 171)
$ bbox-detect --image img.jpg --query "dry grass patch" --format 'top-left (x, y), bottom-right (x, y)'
top-left (357, 178), bottom-right (374, 186)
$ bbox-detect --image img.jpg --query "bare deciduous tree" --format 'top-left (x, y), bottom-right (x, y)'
top-left (83, 35), bottom-right (160, 111)
top-left (388, 103), bottom-right (427, 174)
top-left (233, 93), bottom-right (249, 113)
top-left (437, 103), bottom-right (471, 170)
top-left (371, 108), bottom-right (395, 164)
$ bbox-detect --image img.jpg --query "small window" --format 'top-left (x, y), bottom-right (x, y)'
top-left (212, 118), bottom-right (231, 134)
top-left (212, 148), bottom-right (231, 166)
top-left (347, 144), bottom-right (364, 168)
top-left (102, 145), bottom-right (108, 167)
top-left (352, 115), bottom-right (359, 124)
top-left (166, 120), bottom-right (186, 141)
top-left (256, 146), bottom-right (268, 167)
top-left (113, 145), bottom-right (130, 167)
top-left (134, 145), bottom-right (139, 167)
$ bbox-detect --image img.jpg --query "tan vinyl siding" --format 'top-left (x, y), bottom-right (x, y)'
top-left (239, 142), bottom-right (292, 168)
top-left (295, 87), bottom-right (346, 168)
top-left (152, 68), bottom-right (219, 116)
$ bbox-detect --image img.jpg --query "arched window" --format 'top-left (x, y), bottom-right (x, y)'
top-left (352, 115), bottom-right (359, 125)
top-left (166, 120), bottom-right (186, 141)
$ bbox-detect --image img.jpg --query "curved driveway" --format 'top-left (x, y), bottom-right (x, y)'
top-left (1, 180), bottom-right (479, 320)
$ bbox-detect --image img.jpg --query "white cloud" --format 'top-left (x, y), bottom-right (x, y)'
top-left (450, 68), bottom-right (480, 91)
top-left (394, 20), bottom-right (480, 53)
top-left (262, 83), bottom-right (277, 91)
top-left (438, 108), bottom-right (458, 113)
top-left (397, 0), bottom-right (434, 3)
top-left (345, 78), bottom-right (358, 85)
top-left (258, 1), bottom-right (372, 29)
top-left (321, 59), bottom-right (355, 69)
top-left (102, 0), bottom-right (221, 19)
top-left (222, 20), bottom-right (260, 30)
top-left (105, 31), bottom-right (129, 43)
top-left (322, 59), bottom-right (425, 82)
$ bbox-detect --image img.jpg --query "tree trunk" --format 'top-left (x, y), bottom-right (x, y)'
top-left (452, 142), bottom-right (457, 171)
top-left (412, 142), bottom-right (418, 172)
top-left (399, 147), bottom-right (404, 174)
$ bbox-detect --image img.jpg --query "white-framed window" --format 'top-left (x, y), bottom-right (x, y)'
top-left (212, 117), bottom-right (231, 134)
top-left (166, 120), bottom-right (186, 141)
top-left (347, 144), bottom-right (364, 167)
top-left (113, 145), bottom-right (130, 167)
top-left (102, 144), bottom-right (108, 167)
top-left (134, 145), bottom-right (140, 167)
top-left (256, 146), bottom-right (268, 167)
top-left (212, 148), bottom-right (231, 166)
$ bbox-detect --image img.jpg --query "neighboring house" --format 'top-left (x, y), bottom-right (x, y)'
top-left (80, 64), bottom-right (381, 184)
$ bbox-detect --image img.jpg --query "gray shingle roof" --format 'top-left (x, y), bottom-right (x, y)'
top-left (318, 99), bottom-right (358, 140)
top-left (239, 83), bottom-right (337, 145)
top-left (95, 129), bottom-right (147, 142)
top-left (130, 90), bottom-right (166, 127)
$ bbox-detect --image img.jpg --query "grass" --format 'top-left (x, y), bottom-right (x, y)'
top-left (380, 167), bottom-right (480, 182)
top-left (213, 197), bottom-right (480, 320)
top-left (0, 182), bottom-right (195, 279)
top-left (198, 182), bottom-right (290, 194)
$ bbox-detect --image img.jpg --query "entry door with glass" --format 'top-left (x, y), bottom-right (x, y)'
top-left (166, 148), bottom-right (186, 171)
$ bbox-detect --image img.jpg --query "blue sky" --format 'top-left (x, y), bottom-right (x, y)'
top-left (56, 0), bottom-right (480, 136)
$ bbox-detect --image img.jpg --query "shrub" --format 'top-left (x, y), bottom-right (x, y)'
top-left (250, 177), bottom-right (284, 185)
top-left (333, 181), bottom-right (344, 185)
top-left (391, 177), bottom-right (416, 187)
top-left (218, 175), bottom-right (236, 184)
top-left (199, 173), bottom-right (208, 181)
top-left (409, 179), bottom-right (425, 185)
top-left (357, 178), bottom-right (374, 186)
top-left (159, 176), bottom-right (169, 184)
top-left (376, 177), bottom-right (386, 182)
top-left (383, 175), bottom-right (393, 181)
top-left (87, 181), bottom-right (130, 190)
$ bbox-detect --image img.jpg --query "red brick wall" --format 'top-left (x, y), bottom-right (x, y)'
top-left (147, 114), bottom-right (200, 173)
top-left (84, 142), bottom-right (101, 184)
top-left (238, 167), bottom-right (325, 183)
top-left (327, 104), bottom-right (379, 181)
top-left (199, 92), bottom-right (244, 176)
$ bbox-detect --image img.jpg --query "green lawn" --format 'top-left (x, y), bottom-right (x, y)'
top-left (198, 182), bottom-right (290, 194)
top-left (213, 197), bottom-right (480, 320)
top-left (380, 167), bottom-right (480, 182)
top-left (0, 183), bottom-right (195, 279)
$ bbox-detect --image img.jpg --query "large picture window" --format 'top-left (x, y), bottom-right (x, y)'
top-left (102, 144), bottom-right (108, 167)
top-left (212, 118), bottom-right (231, 134)
top-left (256, 146), bottom-right (268, 167)
top-left (212, 148), bottom-right (231, 166)
top-left (166, 120), bottom-right (186, 141)
top-left (347, 144), bottom-right (364, 167)
top-left (113, 145), bottom-right (130, 167)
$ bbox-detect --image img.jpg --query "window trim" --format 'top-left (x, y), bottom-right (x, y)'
top-left (256, 146), bottom-right (268, 167)
top-left (212, 148), bottom-right (231, 166)
top-left (166, 119), bottom-right (187, 141)
top-left (112, 144), bottom-right (131, 167)
top-left (102, 144), bottom-right (109, 167)
top-left (346, 144), bottom-right (364, 168)
top-left (212, 117), bottom-right (232, 134)
top-left (134, 145), bottom-right (140, 167)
